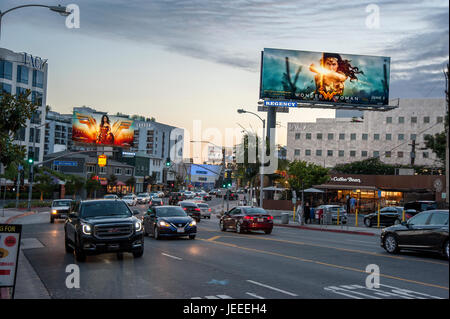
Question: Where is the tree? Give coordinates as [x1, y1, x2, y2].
[0, 90, 38, 167]
[424, 132, 447, 165]
[108, 174, 118, 189]
[287, 160, 330, 192]
[65, 175, 85, 199]
[34, 173, 56, 201]
[85, 174, 101, 199]
[332, 157, 396, 175]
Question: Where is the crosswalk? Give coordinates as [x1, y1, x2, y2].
[324, 284, 445, 299]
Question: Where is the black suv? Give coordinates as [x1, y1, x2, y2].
[64, 200, 144, 262]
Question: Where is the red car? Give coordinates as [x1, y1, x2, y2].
[219, 206, 273, 234]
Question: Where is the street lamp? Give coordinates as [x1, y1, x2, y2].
[237, 108, 266, 208]
[0, 4, 69, 40]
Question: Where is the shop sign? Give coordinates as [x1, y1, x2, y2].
[331, 176, 362, 183]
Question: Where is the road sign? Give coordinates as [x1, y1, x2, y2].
[0, 224, 22, 299]
[17, 165, 23, 171]
[53, 161, 78, 167]
[98, 155, 107, 167]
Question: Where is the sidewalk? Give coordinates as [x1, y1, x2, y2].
[1, 208, 51, 299]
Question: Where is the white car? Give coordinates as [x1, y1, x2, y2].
[123, 194, 137, 206]
[197, 203, 212, 219]
[137, 193, 151, 204]
[183, 191, 195, 199]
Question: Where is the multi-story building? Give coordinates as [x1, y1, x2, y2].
[1, 47, 48, 165]
[287, 99, 446, 168]
[44, 111, 73, 155]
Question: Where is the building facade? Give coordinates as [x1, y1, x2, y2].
[287, 99, 446, 168]
[1, 47, 48, 164]
[44, 111, 73, 155]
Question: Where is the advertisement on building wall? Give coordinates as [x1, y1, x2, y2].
[260, 48, 390, 107]
[72, 111, 134, 147]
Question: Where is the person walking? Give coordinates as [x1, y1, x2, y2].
[304, 202, 311, 224]
[350, 196, 357, 214]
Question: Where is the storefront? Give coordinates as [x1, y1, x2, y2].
[314, 174, 446, 213]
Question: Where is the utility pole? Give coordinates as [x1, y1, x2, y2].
[409, 139, 416, 166]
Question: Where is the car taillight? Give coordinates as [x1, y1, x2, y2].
[266, 216, 273, 220]
[208, 208, 212, 212]
[243, 216, 253, 220]
[183, 207, 187, 211]
[195, 208, 201, 212]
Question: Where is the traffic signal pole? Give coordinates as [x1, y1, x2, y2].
[27, 163, 33, 210]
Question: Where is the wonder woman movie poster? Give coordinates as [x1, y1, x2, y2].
[72, 111, 134, 147]
[260, 48, 390, 106]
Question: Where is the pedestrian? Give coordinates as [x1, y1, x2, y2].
[304, 202, 310, 224]
[296, 202, 303, 224]
[346, 195, 351, 215]
[310, 206, 315, 223]
[350, 196, 356, 214]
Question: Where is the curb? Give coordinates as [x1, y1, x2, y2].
[4, 211, 37, 224]
[274, 223, 377, 236]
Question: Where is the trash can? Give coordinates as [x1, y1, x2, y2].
[281, 213, 289, 224]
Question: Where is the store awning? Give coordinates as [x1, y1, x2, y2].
[314, 184, 379, 191]
[303, 188, 324, 193]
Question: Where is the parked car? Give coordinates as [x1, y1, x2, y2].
[363, 206, 412, 227]
[64, 200, 144, 261]
[219, 206, 273, 234]
[104, 194, 119, 199]
[137, 193, 151, 204]
[315, 205, 347, 224]
[380, 209, 448, 259]
[142, 206, 197, 240]
[122, 194, 137, 206]
[149, 197, 164, 207]
[404, 201, 437, 213]
[179, 201, 201, 222]
[197, 203, 212, 219]
[50, 199, 73, 223]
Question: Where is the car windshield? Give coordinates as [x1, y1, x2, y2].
[421, 203, 437, 211]
[53, 200, 71, 207]
[180, 202, 197, 208]
[198, 204, 209, 208]
[244, 208, 267, 215]
[152, 199, 163, 202]
[123, 196, 133, 199]
[138, 194, 147, 197]
[104, 195, 116, 199]
[329, 206, 346, 213]
[81, 201, 132, 218]
[156, 207, 187, 217]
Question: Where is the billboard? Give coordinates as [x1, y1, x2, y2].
[72, 111, 134, 147]
[190, 164, 222, 177]
[260, 48, 390, 107]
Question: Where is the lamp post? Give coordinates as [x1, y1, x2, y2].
[0, 4, 69, 41]
[237, 108, 266, 208]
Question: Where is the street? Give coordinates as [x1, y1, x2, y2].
[13, 198, 449, 299]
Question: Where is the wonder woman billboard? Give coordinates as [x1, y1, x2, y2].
[72, 111, 134, 147]
[260, 48, 390, 107]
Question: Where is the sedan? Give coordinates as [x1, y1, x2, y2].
[179, 201, 201, 222]
[381, 210, 449, 259]
[197, 203, 212, 219]
[364, 206, 412, 227]
[142, 206, 197, 239]
[104, 194, 119, 199]
[149, 198, 164, 207]
[219, 206, 273, 234]
[123, 194, 137, 206]
[315, 205, 347, 224]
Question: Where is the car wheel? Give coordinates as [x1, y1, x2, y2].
[133, 249, 144, 258]
[50, 217, 54, 223]
[236, 222, 244, 234]
[364, 218, 372, 227]
[220, 220, 226, 231]
[384, 234, 400, 254]
[65, 233, 74, 254]
[444, 240, 449, 260]
[189, 235, 196, 240]
[264, 229, 272, 235]
[74, 242, 86, 262]
[154, 226, 160, 240]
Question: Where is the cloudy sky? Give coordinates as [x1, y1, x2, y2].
[1, 0, 448, 158]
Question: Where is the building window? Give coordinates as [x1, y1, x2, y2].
[350, 150, 356, 157]
[339, 133, 345, 140]
[99, 167, 106, 174]
[386, 134, 392, 141]
[328, 133, 334, 140]
[294, 149, 300, 156]
[16, 86, 27, 97]
[386, 117, 392, 124]
[423, 152, 429, 158]
[87, 166, 95, 173]
[17, 65, 29, 84]
[31, 91, 43, 106]
[350, 133, 356, 140]
[29, 128, 41, 143]
[424, 116, 430, 124]
[437, 116, 443, 123]
[361, 151, 368, 157]
[14, 128, 26, 141]
[28, 146, 39, 161]
[295, 133, 300, 140]
[0, 82, 12, 94]
[306, 133, 311, 140]
[305, 149, 311, 156]
[125, 168, 132, 176]
[410, 134, 416, 141]
[316, 150, 322, 156]
[374, 134, 380, 140]
[411, 116, 417, 124]
[338, 150, 344, 157]
[316, 133, 322, 140]
[398, 117, 404, 124]
[327, 150, 333, 157]
[398, 134, 404, 141]
[362, 134, 368, 141]
[385, 151, 391, 158]
[32, 70, 44, 88]
[373, 151, 380, 158]
[0, 60, 13, 80]
[398, 152, 404, 158]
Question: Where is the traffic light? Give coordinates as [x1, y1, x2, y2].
[27, 157, 34, 165]
[165, 158, 171, 167]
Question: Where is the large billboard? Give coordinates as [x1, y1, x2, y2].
[72, 111, 134, 147]
[260, 48, 390, 107]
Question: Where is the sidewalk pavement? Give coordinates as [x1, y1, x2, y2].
[1, 208, 51, 299]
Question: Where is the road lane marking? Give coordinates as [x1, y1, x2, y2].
[217, 295, 233, 299]
[325, 284, 446, 299]
[325, 286, 381, 299]
[246, 280, 298, 296]
[161, 253, 182, 260]
[379, 284, 445, 299]
[207, 236, 221, 241]
[205, 296, 220, 299]
[246, 292, 265, 299]
[324, 288, 362, 299]
[198, 238, 449, 291]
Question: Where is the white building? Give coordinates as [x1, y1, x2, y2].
[287, 99, 446, 168]
[1, 47, 48, 165]
[44, 111, 73, 155]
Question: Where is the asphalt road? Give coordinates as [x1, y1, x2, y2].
[13, 198, 449, 299]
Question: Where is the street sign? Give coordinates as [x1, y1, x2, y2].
[53, 161, 78, 167]
[17, 165, 23, 171]
[258, 104, 289, 113]
[0, 224, 22, 299]
[98, 155, 107, 167]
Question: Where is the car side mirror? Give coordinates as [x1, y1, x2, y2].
[401, 221, 408, 226]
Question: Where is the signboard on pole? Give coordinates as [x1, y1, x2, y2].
[0, 224, 22, 299]
[53, 161, 78, 167]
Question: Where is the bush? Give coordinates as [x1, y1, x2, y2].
[4, 201, 52, 209]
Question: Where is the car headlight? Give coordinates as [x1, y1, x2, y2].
[189, 220, 196, 227]
[52, 209, 57, 214]
[82, 223, 92, 235]
[135, 221, 143, 232]
[159, 221, 170, 227]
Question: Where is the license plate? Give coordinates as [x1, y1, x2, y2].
[60, 214, 67, 218]
[177, 228, 185, 233]
[108, 244, 120, 250]
[258, 218, 264, 222]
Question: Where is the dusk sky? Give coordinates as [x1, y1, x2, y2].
[1, 0, 448, 159]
